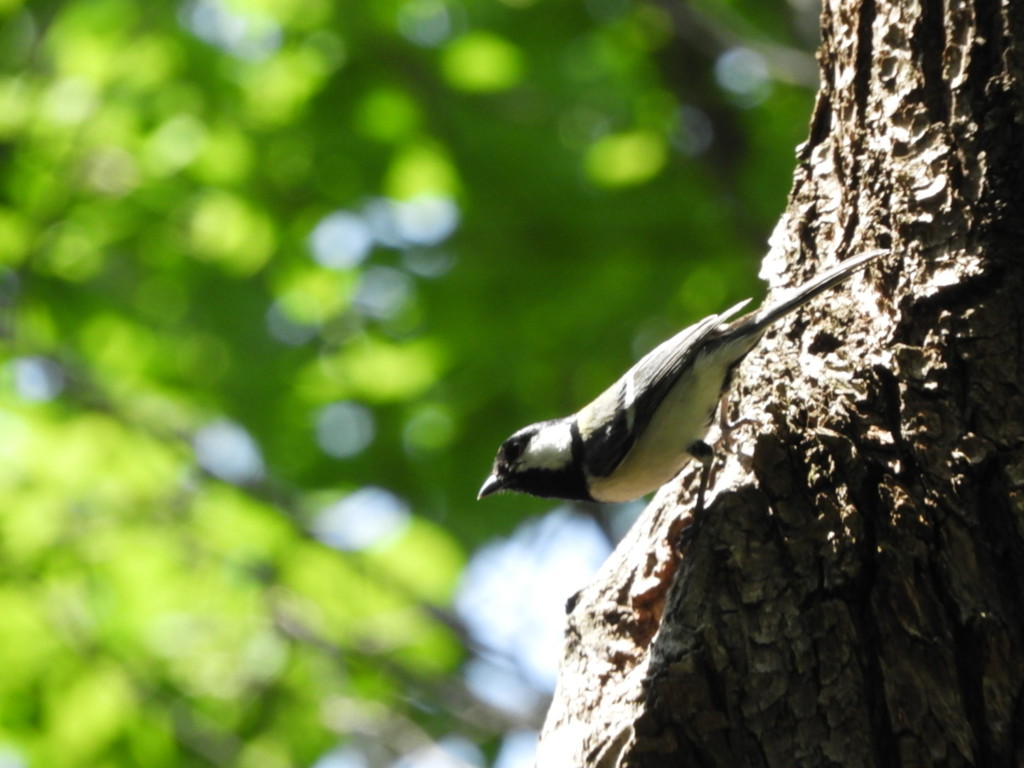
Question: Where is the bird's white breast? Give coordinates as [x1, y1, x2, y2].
[586, 337, 753, 502]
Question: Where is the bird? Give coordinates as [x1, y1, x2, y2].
[478, 250, 883, 509]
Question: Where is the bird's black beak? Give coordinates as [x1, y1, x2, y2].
[477, 474, 503, 499]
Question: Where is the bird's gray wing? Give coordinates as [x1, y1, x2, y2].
[575, 299, 751, 478]
[575, 250, 884, 480]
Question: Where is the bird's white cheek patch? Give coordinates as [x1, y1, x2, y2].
[520, 422, 574, 470]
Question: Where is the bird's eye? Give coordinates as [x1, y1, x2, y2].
[501, 432, 531, 464]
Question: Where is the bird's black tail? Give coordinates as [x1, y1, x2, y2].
[743, 249, 884, 335]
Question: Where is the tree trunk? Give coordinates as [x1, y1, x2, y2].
[536, 0, 1024, 765]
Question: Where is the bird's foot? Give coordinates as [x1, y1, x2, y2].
[677, 440, 715, 551]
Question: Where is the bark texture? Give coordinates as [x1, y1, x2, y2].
[537, 0, 1024, 766]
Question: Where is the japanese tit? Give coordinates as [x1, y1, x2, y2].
[478, 250, 882, 504]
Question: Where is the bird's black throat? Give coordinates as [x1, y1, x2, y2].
[504, 464, 593, 502]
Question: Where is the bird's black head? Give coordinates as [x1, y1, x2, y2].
[478, 418, 592, 502]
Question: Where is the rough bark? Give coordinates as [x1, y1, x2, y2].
[537, 0, 1024, 766]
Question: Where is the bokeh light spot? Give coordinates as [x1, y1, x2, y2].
[312, 487, 410, 551]
[180, 0, 282, 60]
[494, 730, 538, 768]
[463, 657, 544, 720]
[311, 746, 369, 768]
[193, 420, 266, 485]
[315, 401, 375, 459]
[715, 47, 772, 105]
[455, 509, 611, 692]
[309, 211, 373, 270]
[386, 141, 460, 200]
[391, 195, 459, 246]
[356, 86, 421, 143]
[266, 302, 318, 346]
[397, 0, 453, 47]
[394, 736, 484, 768]
[353, 266, 414, 320]
[403, 404, 455, 453]
[144, 114, 207, 176]
[585, 130, 666, 187]
[12, 356, 64, 402]
[441, 31, 523, 93]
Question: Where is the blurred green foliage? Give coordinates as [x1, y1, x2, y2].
[0, 0, 817, 765]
